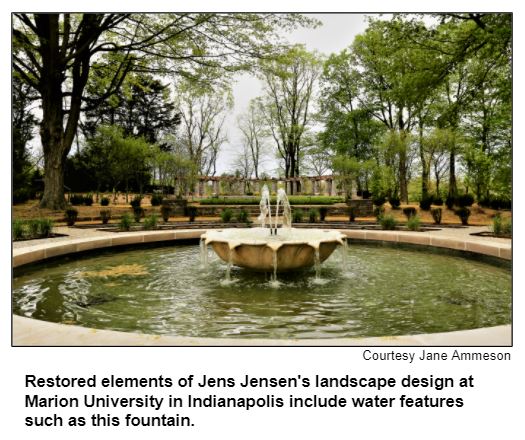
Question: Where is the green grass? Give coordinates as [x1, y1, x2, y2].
[199, 196, 344, 205]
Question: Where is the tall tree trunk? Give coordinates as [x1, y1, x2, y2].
[448, 150, 457, 197]
[398, 126, 409, 203]
[38, 14, 67, 210]
[419, 120, 429, 199]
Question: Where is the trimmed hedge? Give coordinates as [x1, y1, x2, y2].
[199, 196, 344, 205]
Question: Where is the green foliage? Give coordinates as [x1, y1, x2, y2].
[119, 213, 133, 231]
[13, 219, 25, 240]
[150, 194, 163, 206]
[12, 218, 54, 240]
[379, 214, 397, 230]
[100, 197, 110, 206]
[187, 206, 198, 222]
[308, 208, 320, 222]
[457, 193, 474, 207]
[143, 214, 158, 230]
[432, 196, 443, 206]
[133, 207, 144, 223]
[292, 208, 304, 223]
[389, 196, 400, 209]
[39, 218, 54, 237]
[491, 215, 511, 236]
[455, 207, 471, 225]
[319, 207, 328, 221]
[431, 208, 442, 225]
[237, 208, 249, 223]
[419, 194, 433, 211]
[373, 206, 385, 220]
[65, 208, 78, 226]
[372, 194, 386, 207]
[83, 194, 94, 206]
[70, 194, 84, 205]
[199, 196, 344, 205]
[130, 196, 142, 208]
[220, 208, 233, 223]
[403, 207, 417, 220]
[406, 215, 421, 231]
[100, 209, 111, 224]
[161, 205, 172, 222]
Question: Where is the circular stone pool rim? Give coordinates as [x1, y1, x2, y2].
[12, 228, 512, 346]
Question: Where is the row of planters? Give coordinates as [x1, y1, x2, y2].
[374, 206, 466, 232]
[68, 193, 166, 207]
[13, 218, 54, 241]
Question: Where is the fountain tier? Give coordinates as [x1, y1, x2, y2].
[201, 228, 346, 272]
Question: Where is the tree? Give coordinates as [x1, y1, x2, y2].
[175, 83, 232, 176]
[237, 98, 268, 179]
[13, 74, 38, 202]
[82, 71, 180, 145]
[13, 13, 317, 209]
[259, 45, 321, 193]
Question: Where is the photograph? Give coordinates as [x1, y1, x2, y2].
[12, 12, 512, 347]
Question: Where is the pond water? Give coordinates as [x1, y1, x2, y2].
[13, 242, 511, 339]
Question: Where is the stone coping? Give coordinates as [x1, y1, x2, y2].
[12, 228, 512, 346]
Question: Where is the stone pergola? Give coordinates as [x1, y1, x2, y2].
[191, 175, 342, 198]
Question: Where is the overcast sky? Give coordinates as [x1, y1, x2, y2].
[217, 13, 370, 175]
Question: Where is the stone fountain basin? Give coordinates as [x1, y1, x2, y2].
[202, 228, 345, 272]
[211, 241, 339, 272]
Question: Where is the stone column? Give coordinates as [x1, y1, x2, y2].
[272, 180, 278, 195]
[324, 179, 330, 196]
[213, 180, 219, 195]
[197, 180, 204, 197]
[313, 179, 319, 195]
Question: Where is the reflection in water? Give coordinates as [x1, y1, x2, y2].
[13, 243, 511, 339]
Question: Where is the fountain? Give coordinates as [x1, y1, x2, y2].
[200, 185, 346, 278]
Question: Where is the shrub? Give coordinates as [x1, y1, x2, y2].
[143, 214, 158, 230]
[132, 207, 144, 223]
[83, 194, 94, 206]
[432, 195, 443, 206]
[479, 197, 511, 211]
[445, 195, 455, 210]
[502, 218, 512, 235]
[119, 213, 132, 231]
[13, 219, 25, 240]
[372, 194, 386, 206]
[389, 196, 401, 209]
[419, 194, 433, 211]
[187, 206, 198, 222]
[457, 193, 474, 207]
[319, 207, 328, 221]
[361, 190, 371, 199]
[348, 207, 356, 222]
[373, 206, 385, 220]
[406, 215, 421, 231]
[492, 214, 503, 235]
[65, 208, 78, 226]
[100, 209, 111, 224]
[39, 218, 54, 237]
[150, 194, 163, 206]
[161, 205, 172, 222]
[130, 195, 142, 208]
[220, 208, 233, 223]
[70, 194, 84, 205]
[455, 207, 471, 225]
[28, 219, 40, 237]
[292, 208, 304, 223]
[100, 197, 110, 206]
[199, 196, 344, 205]
[308, 208, 320, 223]
[237, 208, 249, 223]
[379, 214, 397, 230]
[402, 207, 416, 220]
[431, 208, 442, 225]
